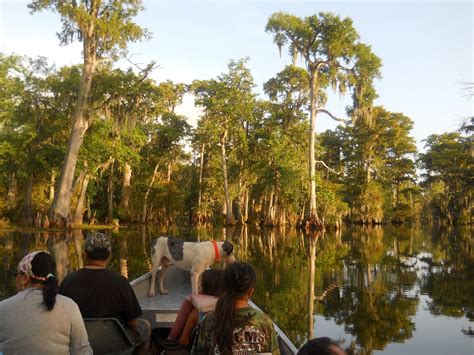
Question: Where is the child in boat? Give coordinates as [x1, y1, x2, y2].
[191, 262, 280, 354]
[166, 268, 224, 347]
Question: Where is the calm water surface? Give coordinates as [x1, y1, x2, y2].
[0, 225, 472, 354]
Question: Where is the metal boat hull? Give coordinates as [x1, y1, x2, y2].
[130, 266, 297, 354]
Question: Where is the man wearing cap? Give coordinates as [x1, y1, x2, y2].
[59, 232, 150, 355]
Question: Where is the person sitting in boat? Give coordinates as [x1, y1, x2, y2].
[191, 261, 280, 354]
[297, 337, 346, 355]
[58, 232, 150, 355]
[165, 268, 224, 348]
[0, 251, 92, 355]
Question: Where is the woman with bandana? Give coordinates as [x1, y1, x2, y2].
[0, 251, 92, 354]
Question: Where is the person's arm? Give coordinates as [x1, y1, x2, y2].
[128, 319, 137, 329]
[121, 278, 143, 322]
[69, 302, 93, 355]
[179, 307, 199, 346]
[190, 314, 211, 355]
[169, 297, 194, 340]
[264, 316, 280, 355]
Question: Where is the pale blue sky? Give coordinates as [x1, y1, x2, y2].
[1, 0, 472, 149]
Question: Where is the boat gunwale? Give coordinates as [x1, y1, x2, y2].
[130, 271, 297, 354]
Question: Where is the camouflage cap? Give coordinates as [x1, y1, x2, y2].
[84, 232, 112, 253]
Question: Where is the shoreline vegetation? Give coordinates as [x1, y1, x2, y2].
[1, 3, 472, 230]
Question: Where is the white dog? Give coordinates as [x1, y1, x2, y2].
[148, 236, 235, 296]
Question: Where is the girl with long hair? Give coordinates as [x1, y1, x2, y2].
[164, 268, 224, 349]
[0, 251, 92, 354]
[192, 262, 280, 354]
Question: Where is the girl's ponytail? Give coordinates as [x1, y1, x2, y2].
[30, 252, 58, 311]
[42, 274, 58, 311]
[214, 262, 256, 353]
[214, 291, 237, 353]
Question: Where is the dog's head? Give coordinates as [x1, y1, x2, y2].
[220, 240, 236, 266]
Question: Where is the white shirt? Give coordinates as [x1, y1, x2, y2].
[0, 288, 92, 355]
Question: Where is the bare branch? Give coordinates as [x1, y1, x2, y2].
[315, 161, 340, 175]
[316, 109, 350, 123]
[125, 54, 159, 81]
[316, 60, 330, 70]
[336, 62, 354, 72]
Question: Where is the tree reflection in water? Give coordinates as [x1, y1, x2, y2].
[418, 227, 473, 320]
[0, 225, 472, 353]
[315, 227, 419, 354]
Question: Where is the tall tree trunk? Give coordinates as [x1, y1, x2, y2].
[167, 161, 172, 183]
[22, 175, 34, 226]
[300, 197, 306, 220]
[48, 19, 97, 226]
[49, 171, 56, 204]
[266, 190, 275, 226]
[308, 68, 321, 226]
[142, 163, 159, 223]
[366, 156, 372, 183]
[73, 174, 90, 226]
[197, 144, 206, 215]
[236, 157, 245, 225]
[220, 128, 232, 225]
[396, 181, 400, 208]
[120, 162, 132, 210]
[7, 172, 17, 207]
[107, 158, 115, 223]
[243, 189, 249, 223]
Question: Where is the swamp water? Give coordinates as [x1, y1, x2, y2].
[0, 225, 472, 354]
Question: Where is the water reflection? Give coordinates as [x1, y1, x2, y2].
[307, 231, 319, 339]
[0, 225, 472, 354]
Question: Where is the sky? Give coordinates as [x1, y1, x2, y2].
[1, 0, 472, 150]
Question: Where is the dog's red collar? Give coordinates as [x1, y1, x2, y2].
[212, 240, 220, 262]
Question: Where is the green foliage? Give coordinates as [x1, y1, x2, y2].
[315, 175, 349, 226]
[28, 0, 150, 59]
[349, 181, 384, 224]
[419, 129, 472, 224]
[0, 11, 469, 229]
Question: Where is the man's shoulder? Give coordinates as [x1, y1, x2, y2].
[64, 268, 126, 281]
[62, 268, 87, 280]
[104, 269, 131, 284]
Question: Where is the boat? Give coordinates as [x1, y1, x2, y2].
[130, 266, 298, 354]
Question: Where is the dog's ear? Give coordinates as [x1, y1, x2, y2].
[222, 240, 234, 256]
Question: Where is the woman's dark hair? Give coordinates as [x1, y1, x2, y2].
[214, 262, 256, 353]
[30, 252, 58, 311]
[201, 269, 224, 296]
[297, 337, 346, 355]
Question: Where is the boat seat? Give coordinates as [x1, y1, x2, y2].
[83, 318, 135, 355]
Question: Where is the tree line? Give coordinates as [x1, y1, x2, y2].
[0, 1, 472, 228]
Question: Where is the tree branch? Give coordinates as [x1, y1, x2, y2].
[336, 62, 354, 72]
[315, 161, 340, 175]
[316, 60, 330, 70]
[316, 109, 349, 123]
[125, 54, 159, 83]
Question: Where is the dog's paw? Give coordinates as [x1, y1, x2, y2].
[148, 290, 156, 297]
[160, 289, 169, 295]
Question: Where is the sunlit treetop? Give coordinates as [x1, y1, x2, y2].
[28, 0, 151, 59]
